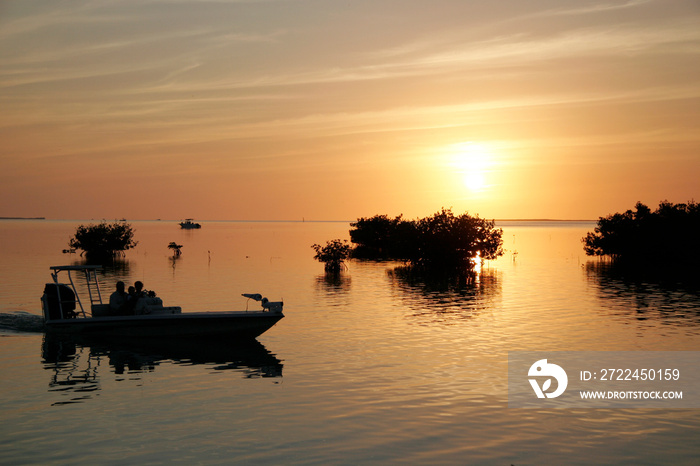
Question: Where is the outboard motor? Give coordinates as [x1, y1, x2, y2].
[42, 283, 77, 320]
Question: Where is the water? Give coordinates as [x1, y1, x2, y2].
[1, 219, 698, 464]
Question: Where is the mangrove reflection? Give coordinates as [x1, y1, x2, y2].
[585, 261, 700, 326]
[70, 257, 133, 279]
[387, 266, 502, 324]
[315, 272, 351, 291]
[41, 334, 283, 405]
[313, 272, 352, 309]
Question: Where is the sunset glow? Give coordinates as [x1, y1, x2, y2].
[1, 1, 699, 221]
[450, 143, 493, 192]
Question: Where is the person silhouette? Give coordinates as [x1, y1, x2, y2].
[126, 281, 149, 314]
[124, 282, 144, 314]
[134, 281, 146, 297]
[109, 281, 128, 315]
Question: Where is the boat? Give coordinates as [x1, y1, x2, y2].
[179, 219, 201, 229]
[41, 265, 284, 339]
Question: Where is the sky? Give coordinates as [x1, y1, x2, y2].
[1, 0, 699, 221]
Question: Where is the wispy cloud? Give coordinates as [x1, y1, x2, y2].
[524, 0, 653, 18]
[147, 19, 700, 93]
[365, 21, 700, 78]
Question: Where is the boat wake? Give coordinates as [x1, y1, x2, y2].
[0, 312, 46, 333]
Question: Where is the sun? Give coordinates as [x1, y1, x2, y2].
[450, 142, 492, 192]
[464, 171, 486, 191]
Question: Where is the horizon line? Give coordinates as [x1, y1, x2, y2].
[1, 217, 597, 223]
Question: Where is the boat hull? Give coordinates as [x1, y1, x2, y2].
[44, 311, 283, 339]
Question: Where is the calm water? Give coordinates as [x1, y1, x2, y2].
[1, 219, 699, 464]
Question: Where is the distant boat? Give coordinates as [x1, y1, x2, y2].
[179, 219, 201, 229]
[41, 265, 284, 339]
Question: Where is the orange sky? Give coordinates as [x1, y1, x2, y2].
[1, 0, 699, 221]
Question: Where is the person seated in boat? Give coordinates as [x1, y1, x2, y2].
[109, 281, 128, 315]
[134, 281, 146, 297]
[122, 285, 138, 314]
[134, 282, 157, 298]
[126, 281, 150, 314]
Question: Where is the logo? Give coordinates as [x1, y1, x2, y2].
[528, 359, 568, 399]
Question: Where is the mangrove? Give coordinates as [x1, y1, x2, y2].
[583, 200, 700, 267]
[69, 221, 138, 261]
[350, 208, 504, 270]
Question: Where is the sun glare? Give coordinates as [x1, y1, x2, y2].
[449, 142, 493, 192]
[464, 172, 486, 191]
